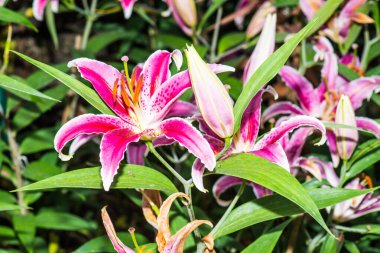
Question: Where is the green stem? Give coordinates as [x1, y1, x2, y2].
[210, 181, 246, 237]
[0, 24, 12, 74]
[210, 7, 223, 63]
[146, 142, 188, 186]
[81, 0, 97, 50]
[338, 160, 348, 187]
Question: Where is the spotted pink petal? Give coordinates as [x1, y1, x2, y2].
[321, 53, 338, 90]
[343, 76, 380, 110]
[279, 66, 319, 114]
[191, 159, 206, 192]
[54, 114, 131, 161]
[262, 102, 306, 122]
[100, 128, 141, 191]
[243, 14, 277, 84]
[33, 0, 49, 21]
[254, 116, 327, 150]
[158, 118, 216, 171]
[282, 127, 314, 165]
[166, 101, 198, 118]
[213, 176, 243, 206]
[140, 50, 172, 112]
[356, 117, 380, 138]
[300, 0, 325, 20]
[120, 0, 136, 19]
[326, 130, 340, 168]
[67, 58, 134, 122]
[101, 207, 135, 253]
[127, 143, 147, 165]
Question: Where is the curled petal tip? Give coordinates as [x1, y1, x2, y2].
[315, 134, 327, 146]
[58, 152, 73, 162]
[171, 49, 183, 71]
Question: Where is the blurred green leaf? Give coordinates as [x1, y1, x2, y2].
[12, 213, 36, 253]
[87, 30, 138, 54]
[213, 187, 375, 238]
[20, 128, 57, 155]
[274, 0, 298, 7]
[23, 161, 62, 181]
[0, 202, 20, 211]
[213, 153, 330, 237]
[46, 2, 59, 49]
[35, 209, 97, 231]
[0, 7, 37, 31]
[0, 74, 58, 102]
[12, 51, 115, 116]
[218, 33, 245, 54]
[15, 165, 178, 194]
[233, 0, 344, 134]
[344, 241, 360, 253]
[338, 63, 359, 81]
[241, 219, 292, 253]
[320, 234, 342, 253]
[198, 0, 227, 33]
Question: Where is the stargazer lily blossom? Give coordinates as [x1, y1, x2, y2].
[54, 50, 234, 191]
[263, 51, 380, 167]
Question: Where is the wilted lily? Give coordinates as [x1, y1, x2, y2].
[163, 0, 197, 36]
[263, 52, 380, 167]
[185, 45, 235, 139]
[54, 50, 233, 191]
[33, 0, 59, 21]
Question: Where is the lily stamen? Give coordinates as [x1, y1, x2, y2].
[129, 227, 142, 253]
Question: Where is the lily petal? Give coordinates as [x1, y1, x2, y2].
[33, 0, 50, 21]
[234, 0, 250, 29]
[140, 50, 172, 112]
[100, 128, 141, 191]
[245, 2, 276, 39]
[68, 134, 96, 157]
[321, 53, 338, 90]
[67, 58, 132, 121]
[343, 76, 380, 109]
[262, 101, 306, 122]
[244, 13, 277, 84]
[213, 176, 243, 206]
[254, 115, 327, 150]
[191, 159, 206, 192]
[282, 127, 313, 165]
[326, 130, 340, 167]
[120, 0, 136, 19]
[300, 0, 324, 20]
[356, 117, 380, 138]
[185, 45, 235, 138]
[101, 207, 135, 253]
[158, 118, 216, 171]
[295, 157, 339, 187]
[142, 190, 162, 229]
[156, 192, 190, 252]
[252, 142, 290, 171]
[127, 143, 147, 165]
[54, 114, 130, 161]
[164, 0, 193, 35]
[164, 220, 213, 252]
[279, 66, 319, 114]
[166, 101, 198, 118]
[0, 0, 5, 6]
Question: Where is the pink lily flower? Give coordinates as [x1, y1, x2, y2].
[245, 1, 276, 39]
[54, 50, 233, 191]
[33, 0, 59, 21]
[234, 0, 250, 29]
[120, 0, 137, 19]
[163, 0, 197, 36]
[299, 0, 324, 21]
[263, 53, 380, 167]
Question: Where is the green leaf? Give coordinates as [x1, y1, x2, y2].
[87, 30, 138, 54]
[11, 51, 115, 116]
[0, 202, 20, 212]
[0, 7, 37, 31]
[338, 63, 359, 81]
[344, 241, 360, 253]
[12, 213, 36, 253]
[218, 33, 245, 54]
[320, 234, 342, 253]
[15, 165, 178, 194]
[213, 187, 375, 238]
[213, 154, 331, 237]
[19, 127, 56, 155]
[0, 74, 58, 102]
[345, 139, 380, 180]
[233, 0, 343, 134]
[35, 209, 97, 231]
[23, 161, 62, 181]
[241, 219, 292, 253]
[274, 0, 298, 7]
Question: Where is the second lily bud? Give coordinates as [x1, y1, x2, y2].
[335, 95, 358, 161]
[185, 45, 235, 139]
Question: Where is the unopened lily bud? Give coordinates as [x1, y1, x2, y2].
[185, 45, 234, 139]
[173, 0, 197, 28]
[335, 95, 358, 160]
[246, 2, 276, 39]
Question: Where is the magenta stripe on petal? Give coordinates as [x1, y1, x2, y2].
[262, 101, 306, 122]
[159, 118, 216, 171]
[213, 176, 243, 206]
[100, 128, 141, 191]
[356, 117, 380, 138]
[254, 116, 326, 150]
[127, 142, 147, 165]
[54, 114, 131, 161]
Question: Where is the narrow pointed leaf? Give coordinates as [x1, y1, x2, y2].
[0, 7, 37, 31]
[11, 51, 115, 115]
[213, 187, 376, 238]
[241, 219, 292, 253]
[0, 74, 58, 101]
[14, 165, 177, 194]
[233, 0, 343, 134]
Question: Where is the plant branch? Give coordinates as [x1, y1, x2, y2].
[81, 0, 97, 50]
